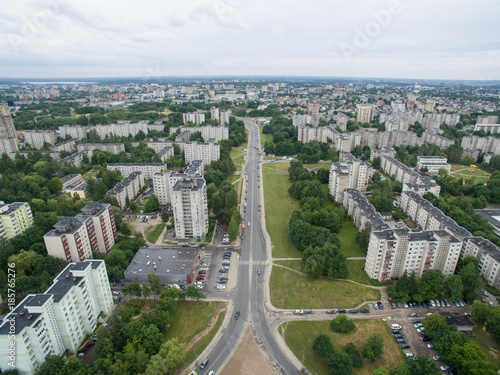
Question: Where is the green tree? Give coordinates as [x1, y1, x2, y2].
[459, 262, 482, 301]
[471, 300, 492, 321]
[331, 314, 356, 333]
[422, 313, 446, 339]
[420, 270, 445, 300]
[35, 355, 66, 375]
[447, 341, 496, 375]
[443, 275, 463, 300]
[123, 279, 142, 299]
[312, 334, 335, 359]
[148, 273, 163, 299]
[144, 338, 186, 375]
[327, 351, 353, 375]
[144, 195, 159, 212]
[161, 211, 169, 222]
[374, 369, 390, 375]
[356, 223, 371, 250]
[407, 356, 440, 375]
[228, 210, 240, 241]
[344, 343, 362, 368]
[362, 334, 384, 362]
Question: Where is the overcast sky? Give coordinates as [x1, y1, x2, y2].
[1, 0, 499, 80]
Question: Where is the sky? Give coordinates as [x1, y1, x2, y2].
[1, 0, 499, 80]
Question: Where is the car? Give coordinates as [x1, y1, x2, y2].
[403, 302, 409, 308]
[417, 327, 425, 333]
[390, 302, 397, 309]
[433, 356, 442, 361]
[458, 301, 464, 307]
[360, 309, 369, 313]
[337, 309, 347, 314]
[427, 343, 434, 349]
[464, 299, 471, 305]
[435, 300, 441, 307]
[218, 280, 227, 284]
[396, 301, 402, 308]
[227, 246, 233, 250]
[396, 338, 407, 343]
[348, 309, 359, 314]
[77, 352, 86, 358]
[78, 347, 89, 354]
[257, 269, 261, 275]
[113, 291, 119, 295]
[235, 311, 240, 320]
[103, 323, 109, 328]
[392, 329, 400, 334]
[326, 309, 337, 314]
[241, 235, 244, 240]
[208, 371, 215, 375]
[394, 334, 404, 339]
[219, 269, 228, 273]
[405, 353, 414, 359]
[86, 341, 95, 347]
[482, 297, 487, 303]
[373, 302, 379, 309]
[219, 277, 228, 281]
[410, 313, 419, 317]
[400, 344, 410, 349]
[440, 366, 451, 371]
[484, 290, 489, 296]
[378, 302, 384, 310]
[411, 319, 421, 324]
[200, 359, 209, 369]
[294, 310, 305, 315]
[463, 312, 471, 316]
[420, 336, 430, 342]
[390, 324, 402, 330]
[305, 309, 314, 314]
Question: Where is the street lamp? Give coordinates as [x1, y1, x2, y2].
[194, 345, 197, 365]
[299, 351, 305, 370]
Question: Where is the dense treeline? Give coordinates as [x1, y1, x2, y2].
[287, 161, 348, 279]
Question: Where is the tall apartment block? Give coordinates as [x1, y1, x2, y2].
[308, 103, 320, 117]
[44, 203, 117, 262]
[171, 177, 208, 239]
[220, 109, 230, 125]
[461, 237, 500, 289]
[0, 105, 18, 155]
[356, 104, 374, 123]
[298, 125, 339, 144]
[20, 131, 56, 150]
[107, 171, 145, 209]
[0, 260, 113, 375]
[183, 140, 220, 165]
[0, 201, 33, 239]
[58, 125, 88, 140]
[364, 228, 462, 281]
[183, 112, 205, 125]
[153, 160, 203, 205]
[328, 153, 368, 203]
[476, 115, 499, 125]
[169, 125, 229, 142]
[342, 188, 390, 232]
[210, 107, 220, 121]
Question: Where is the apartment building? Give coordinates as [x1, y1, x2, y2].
[474, 123, 500, 134]
[171, 177, 209, 239]
[51, 139, 76, 153]
[20, 130, 56, 149]
[60, 174, 83, 190]
[44, 203, 117, 262]
[364, 228, 462, 281]
[329, 153, 368, 203]
[461, 135, 500, 156]
[462, 149, 480, 162]
[399, 191, 471, 240]
[58, 125, 88, 140]
[477, 115, 499, 125]
[421, 132, 455, 149]
[298, 125, 339, 144]
[0, 202, 33, 239]
[0, 105, 18, 153]
[107, 163, 166, 180]
[153, 160, 203, 205]
[292, 114, 319, 127]
[210, 107, 220, 121]
[107, 171, 145, 209]
[220, 109, 230, 125]
[416, 156, 451, 174]
[0, 260, 113, 375]
[0, 137, 19, 157]
[336, 113, 348, 131]
[170, 125, 229, 142]
[461, 237, 500, 289]
[308, 103, 320, 117]
[77, 143, 125, 158]
[182, 112, 205, 125]
[356, 104, 374, 123]
[342, 188, 390, 232]
[61, 151, 84, 168]
[371, 146, 396, 161]
[183, 140, 220, 165]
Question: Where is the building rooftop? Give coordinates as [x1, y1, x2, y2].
[0, 201, 28, 216]
[125, 246, 200, 277]
[172, 177, 205, 192]
[466, 236, 500, 262]
[0, 296, 42, 334]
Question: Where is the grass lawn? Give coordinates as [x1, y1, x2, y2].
[274, 260, 303, 274]
[110, 235, 134, 251]
[164, 301, 226, 365]
[144, 223, 166, 243]
[258, 124, 273, 145]
[471, 324, 500, 369]
[338, 220, 366, 258]
[282, 319, 405, 375]
[262, 162, 302, 258]
[270, 267, 381, 309]
[203, 216, 216, 244]
[230, 147, 247, 171]
[227, 174, 240, 184]
[449, 163, 491, 184]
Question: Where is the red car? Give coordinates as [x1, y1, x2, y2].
[390, 302, 397, 309]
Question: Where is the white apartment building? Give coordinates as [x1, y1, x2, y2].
[107, 163, 166, 180]
[61, 151, 84, 168]
[474, 124, 500, 134]
[107, 171, 145, 209]
[220, 109, 230, 125]
[0, 137, 18, 157]
[153, 160, 203, 205]
[364, 228, 462, 281]
[58, 125, 88, 140]
[171, 177, 208, 239]
[329, 153, 368, 203]
[298, 125, 339, 144]
[421, 132, 455, 149]
[477, 115, 499, 125]
[170, 125, 229, 142]
[462, 237, 500, 289]
[183, 140, 220, 165]
[342, 188, 390, 232]
[0, 202, 33, 239]
[211, 107, 220, 121]
[77, 143, 125, 158]
[461, 136, 500, 157]
[60, 174, 83, 190]
[0, 260, 113, 375]
[51, 139, 76, 153]
[44, 203, 117, 262]
[416, 156, 451, 174]
[183, 112, 205, 125]
[20, 131, 56, 149]
[356, 104, 374, 123]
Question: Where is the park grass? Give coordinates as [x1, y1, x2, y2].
[227, 174, 240, 184]
[230, 146, 247, 171]
[274, 260, 303, 274]
[144, 223, 166, 243]
[269, 266, 381, 309]
[347, 260, 373, 285]
[203, 216, 216, 244]
[258, 124, 273, 145]
[471, 324, 500, 370]
[262, 162, 302, 258]
[338, 220, 366, 258]
[110, 235, 134, 251]
[281, 319, 405, 375]
[449, 163, 491, 184]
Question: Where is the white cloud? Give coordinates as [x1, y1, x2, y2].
[0, 0, 499, 79]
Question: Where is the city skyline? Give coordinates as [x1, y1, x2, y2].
[1, 0, 499, 80]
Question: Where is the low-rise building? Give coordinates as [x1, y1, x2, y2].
[416, 156, 451, 174]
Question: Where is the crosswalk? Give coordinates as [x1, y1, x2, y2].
[239, 259, 269, 266]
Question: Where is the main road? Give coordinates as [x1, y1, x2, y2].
[200, 119, 300, 375]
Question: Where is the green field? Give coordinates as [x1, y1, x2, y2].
[449, 164, 491, 184]
[164, 301, 225, 365]
[110, 235, 134, 251]
[471, 324, 500, 369]
[230, 146, 247, 171]
[269, 267, 381, 309]
[258, 124, 273, 145]
[274, 260, 303, 274]
[203, 216, 216, 244]
[338, 220, 366, 258]
[282, 320, 405, 375]
[262, 162, 302, 258]
[144, 223, 166, 243]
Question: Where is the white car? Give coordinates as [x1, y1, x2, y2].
[113, 291, 120, 295]
[427, 343, 434, 349]
[248, 221, 250, 227]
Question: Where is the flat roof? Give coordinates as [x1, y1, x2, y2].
[125, 246, 199, 277]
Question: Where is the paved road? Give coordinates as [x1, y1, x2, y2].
[198, 120, 300, 375]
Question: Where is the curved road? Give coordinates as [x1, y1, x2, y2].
[200, 120, 300, 375]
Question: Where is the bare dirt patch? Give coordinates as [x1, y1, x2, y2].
[220, 328, 276, 375]
[185, 303, 227, 351]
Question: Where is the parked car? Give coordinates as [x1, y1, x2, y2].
[200, 359, 209, 369]
[400, 344, 410, 349]
[235, 311, 240, 320]
[337, 309, 347, 314]
[305, 309, 314, 314]
[326, 309, 337, 314]
[348, 309, 359, 314]
[410, 313, 419, 317]
[360, 309, 369, 313]
[427, 343, 434, 349]
[377, 302, 384, 310]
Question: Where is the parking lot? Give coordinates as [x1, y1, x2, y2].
[198, 247, 240, 293]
